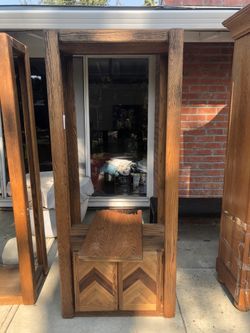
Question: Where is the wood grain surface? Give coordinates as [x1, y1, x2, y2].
[59, 30, 168, 43]
[164, 29, 184, 318]
[17, 53, 48, 274]
[0, 33, 36, 305]
[74, 256, 118, 312]
[44, 30, 74, 317]
[71, 223, 164, 238]
[60, 42, 168, 55]
[217, 6, 250, 312]
[78, 210, 143, 262]
[118, 251, 163, 312]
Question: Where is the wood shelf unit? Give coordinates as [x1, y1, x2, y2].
[44, 29, 184, 318]
[216, 5, 250, 312]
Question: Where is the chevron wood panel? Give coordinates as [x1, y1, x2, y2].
[119, 251, 163, 312]
[74, 255, 118, 312]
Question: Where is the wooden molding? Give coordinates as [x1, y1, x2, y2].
[223, 4, 250, 40]
[59, 29, 168, 43]
[60, 42, 168, 55]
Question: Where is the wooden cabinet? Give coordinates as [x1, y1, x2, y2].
[217, 5, 250, 312]
[72, 223, 164, 315]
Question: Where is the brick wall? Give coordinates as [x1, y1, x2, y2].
[179, 43, 233, 197]
[163, 0, 249, 6]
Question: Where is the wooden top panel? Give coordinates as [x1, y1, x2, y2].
[223, 4, 250, 40]
[71, 223, 164, 237]
[60, 42, 168, 55]
[59, 29, 169, 43]
[78, 210, 143, 262]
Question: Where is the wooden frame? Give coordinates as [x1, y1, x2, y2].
[44, 29, 183, 318]
[0, 33, 48, 304]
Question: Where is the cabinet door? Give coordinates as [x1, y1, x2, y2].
[74, 255, 118, 312]
[118, 251, 163, 313]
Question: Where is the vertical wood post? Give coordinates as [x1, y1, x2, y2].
[44, 31, 74, 317]
[0, 33, 36, 304]
[164, 29, 184, 317]
[157, 54, 167, 224]
[62, 56, 81, 225]
[17, 53, 48, 274]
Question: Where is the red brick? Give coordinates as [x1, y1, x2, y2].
[184, 155, 226, 163]
[155, 42, 233, 198]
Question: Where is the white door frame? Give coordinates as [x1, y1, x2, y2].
[83, 55, 156, 208]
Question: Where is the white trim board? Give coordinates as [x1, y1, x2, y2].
[0, 8, 238, 30]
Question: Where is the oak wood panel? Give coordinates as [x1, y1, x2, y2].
[59, 30, 168, 43]
[71, 235, 164, 254]
[44, 30, 74, 317]
[70, 222, 164, 237]
[118, 251, 163, 312]
[17, 54, 48, 274]
[164, 29, 184, 318]
[60, 42, 168, 55]
[0, 33, 36, 305]
[218, 6, 250, 312]
[74, 255, 118, 312]
[221, 36, 250, 223]
[62, 56, 81, 226]
[157, 54, 167, 224]
[78, 210, 143, 262]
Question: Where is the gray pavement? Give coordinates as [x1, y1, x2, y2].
[1, 216, 250, 333]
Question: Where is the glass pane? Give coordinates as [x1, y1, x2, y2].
[89, 58, 148, 197]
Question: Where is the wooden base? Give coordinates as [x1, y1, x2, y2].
[71, 223, 164, 316]
[216, 257, 250, 311]
[74, 310, 163, 317]
[73, 250, 164, 314]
